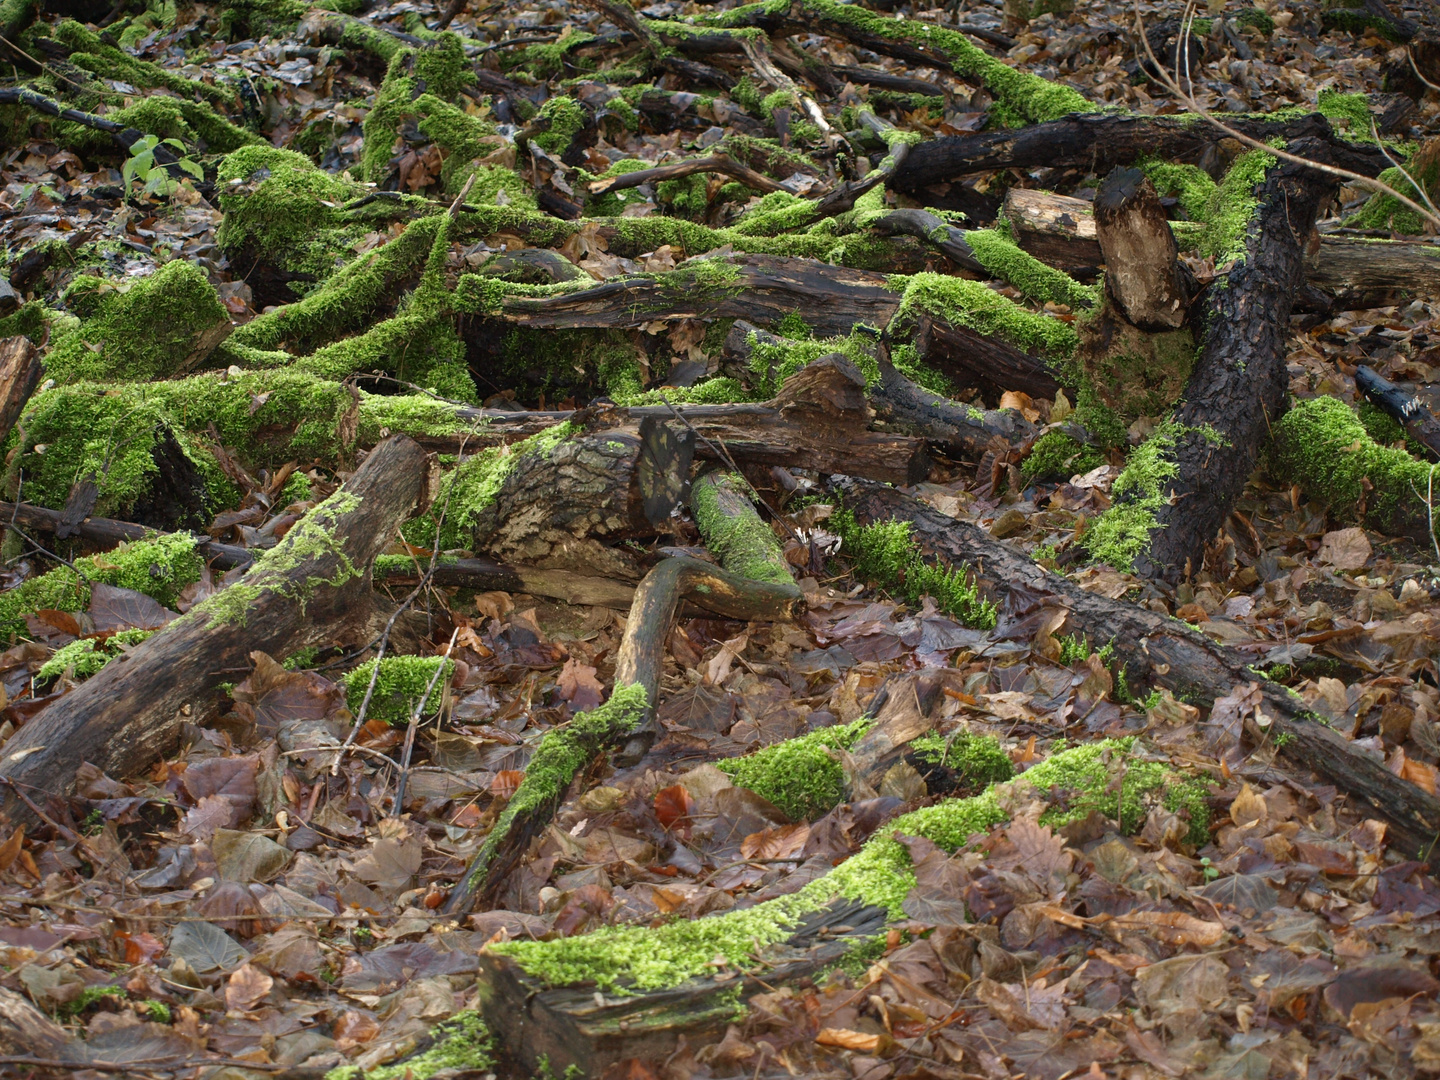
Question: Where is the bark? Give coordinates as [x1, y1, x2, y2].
[587, 154, 787, 198]
[869, 208, 987, 274]
[1093, 167, 1189, 331]
[1354, 364, 1440, 459]
[891, 113, 1388, 197]
[496, 254, 901, 338]
[1132, 142, 1336, 582]
[0, 435, 433, 827]
[0, 987, 70, 1059]
[867, 354, 1037, 457]
[0, 337, 41, 451]
[1004, 187, 1440, 305]
[0, 500, 253, 568]
[910, 311, 1063, 401]
[833, 476, 1440, 872]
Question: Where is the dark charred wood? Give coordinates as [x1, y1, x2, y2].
[1133, 141, 1337, 583]
[831, 63, 947, 97]
[0, 435, 433, 827]
[1355, 364, 1440, 459]
[891, 113, 1388, 195]
[833, 475, 1440, 876]
[1093, 167, 1189, 331]
[586, 153, 787, 197]
[869, 208, 986, 274]
[910, 313, 1064, 402]
[497, 254, 901, 338]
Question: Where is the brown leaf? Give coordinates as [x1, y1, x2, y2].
[232, 652, 344, 737]
[1229, 782, 1267, 827]
[653, 784, 695, 831]
[0, 826, 22, 872]
[740, 822, 810, 860]
[556, 657, 604, 711]
[491, 770, 524, 799]
[1318, 527, 1372, 570]
[224, 963, 273, 1012]
[1324, 965, 1440, 1019]
[88, 583, 173, 632]
[1108, 910, 1225, 947]
[899, 833, 972, 926]
[816, 1028, 885, 1052]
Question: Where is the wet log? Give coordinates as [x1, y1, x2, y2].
[910, 312, 1063, 401]
[496, 254, 900, 338]
[0, 337, 41, 448]
[1093, 167, 1189, 331]
[1131, 142, 1336, 582]
[0, 435, 433, 826]
[1003, 187, 1103, 272]
[867, 354, 1037, 457]
[833, 476, 1440, 875]
[1355, 364, 1440, 459]
[891, 113, 1387, 197]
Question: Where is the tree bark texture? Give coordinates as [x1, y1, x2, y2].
[1132, 143, 1337, 582]
[0, 435, 432, 826]
[1093, 168, 1188, 331]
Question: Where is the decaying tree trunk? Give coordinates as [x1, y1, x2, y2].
[1131, 143, 1336, 582]
[0, 337, 41, 448]
[834, 476, 1440, 869]
[1092, 168, 1189, 331]
[909, 313, 1062, 401]
[0, 435, 433, 825]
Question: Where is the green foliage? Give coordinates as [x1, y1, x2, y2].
[534, 96, 587, 155]
[830, 508, 997, 629]
[1139, 159, 1217, 222]
[122, 135, 203, 198]
[46, 260, 228, 383]
[343, 656, 456, 725]
[1021, 431, 1102, 483]
[39, 629, 154, 682]
[1270, 394, 1436, 539]
[1082, 422, 1183, 571]
[964, 229, 1097, 309]
[908, 730, 1014, 788]
[361, 37, 479, 182]
[216, 146, 364, 273]
[1352, 160, 1437, 235]
[0, 533, 201, 642]
[60, 985, 126, 1016]
[719, 718, 872, 820]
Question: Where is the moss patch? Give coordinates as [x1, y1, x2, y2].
[38, 628, 153, 682]
[909, 730, 1015, 787]
[1022, 431, 1103, 483]
[718, 717, 872, 820]
[1080, 422, 1182, 572]
[691, 472, 793, 587]
[344, 655, 456, 725]
[887, 273, 1079, 363]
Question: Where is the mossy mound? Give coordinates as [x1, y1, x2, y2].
[324, 1010, 493, 1080]
[38, 629, 154, 682]
[344, 656, 456, 725]
[0, 533, 202, 642]
[908, 729, 1015, 793]
[45, 261, 230, 383]
[718, 717, 872, 821]
[1270, 394, 1436, 541]
[360, 36, 481, 186]
[1021, 431, 1104, 483]
[488, 737, 1208, 993]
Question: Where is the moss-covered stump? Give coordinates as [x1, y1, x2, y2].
[343, 656, 455, 726]
[46, 261, 231, 383]
[476, 738, 1208, 1075]
[0, 531, 201, 642]
[1270, 395, 1437, 544]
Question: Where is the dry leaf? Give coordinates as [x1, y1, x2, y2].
[1109, 910, 1225, 947]
[224, 963, 273, 1012]
[1318, 527, 1372, 570]
[1229, 783, 1267, 827]
[816, 1028, 884, 1052]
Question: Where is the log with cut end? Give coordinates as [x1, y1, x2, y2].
[0, 435, 433, 826]
[832, 475, 1440, 871]
[1093, 167, 1189, 331]
[1125, 143, 1335, 582]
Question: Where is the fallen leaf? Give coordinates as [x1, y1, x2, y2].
[741, 822, 809, 860]
[816, 1028, 884, 1052]
[1109, 910, 1225, 947]
[225, 963, 273, 1012]
[1318, 527, 1372, 570]
[1229, 782, 1267, 827]
[556, 657, 604, 711]
[654, 784, 695, 831]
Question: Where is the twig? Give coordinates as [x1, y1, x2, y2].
[392, 626, 459, 815]
[1136, 2, 1440, 234]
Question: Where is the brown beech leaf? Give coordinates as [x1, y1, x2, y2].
[816, 1028, 886, 1052]
[740, 822, 809, 860]
[1229, 782, 1267, 827]
[1324, 965, 1440, 1019]
[654, 784, 695, 831]
[1108, 910, 1225, 947]
[224, 963, 273, 1012]
[556, 657, 604, 711]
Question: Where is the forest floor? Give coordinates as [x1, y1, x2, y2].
[2, 0, 1440, 1078]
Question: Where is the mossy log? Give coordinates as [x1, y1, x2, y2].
[0, 435, 433, 827]
[890, 112, 1387, 199]
[475, 737, 1201, 1076]
[0, 500, 252, 569]
[496, 253, 900, 338]
[866, 353, 1037, 457]
[909, 308, 1062, 401]
[832, 475, 1440, 871]
[1119, 143, 1335, 582]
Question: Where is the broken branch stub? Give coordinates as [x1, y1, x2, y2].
[0, 435, 433, 825]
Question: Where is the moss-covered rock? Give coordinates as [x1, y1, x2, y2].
[344, 655, 456, 725]
[45, 261, 230, 383]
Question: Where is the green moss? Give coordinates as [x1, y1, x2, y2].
[533, 96, 587, 155]
[704, 0, 1089, 123]
[217, 146, 363, 272]
[361, 37, 478, 182]
[829, 508, 996, 629]
[888, 273, 1078, 363]
[38, 628, 153, 681]
[45, 261, 228, 384]
[1199, 149, 1275, 263]
[1021, 431, 1103, 482]
[964, 229, 1097, 309]
[1317, 88, 1375, 141]
[60, 985, 126, 1016]
[690, 472, 793, 587]
[344, 655, 456, 725]
[324, 1011, 491, 1080]
[1235, 8, 1275, 34]
[52, 20, 234, 106]
[1140, 159, 1217, 223]
[1270, 395, 1437, 539]
[402, 422, 576, 551]
[1080, 421, 1182, 571]
[1352, 163, 1435, 235]
[490, 737, 1203, 993]
[908, 730, 1014, 787]
[0, 532, 202, 641]
[1322, 1, 1413, 42]
[718, 717, 872, 820]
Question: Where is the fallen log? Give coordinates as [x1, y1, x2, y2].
[1354, 364, 1440, 459]
[1094, 142, 1336, 582]
[832, 476, 1440, 872]
[1003, 186, 1440, 305]
[0, 435, 433, 825]
[866, 353, 1037, 457]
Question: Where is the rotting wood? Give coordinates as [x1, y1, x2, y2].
[1092, 167, 1190, 331]
[0, 435, 433, 826]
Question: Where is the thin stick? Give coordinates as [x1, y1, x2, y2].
[392, 626, 459, 815]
